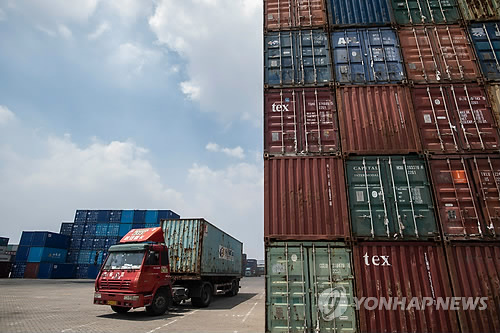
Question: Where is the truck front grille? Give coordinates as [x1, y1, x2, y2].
[100, 279, 131, 290]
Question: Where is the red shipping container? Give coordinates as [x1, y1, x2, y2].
[24, 263, 39, 279]
[264, 88, 340, 156]
[399, 25, 480, 83]
[446, 243, 500, 333]
[337, 85, 421, 155]
[428, 156, 500, 240]
[264, 0, 327, 31]
[413, 84, 500, 154]
[264, 156, 349, 240]
[353, 242, 459, 333]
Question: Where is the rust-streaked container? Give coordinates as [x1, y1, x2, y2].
[264, 88, 340, 156]
[428, 156, 500, 240]
[413, 84, 500, 154]
[337, 85, 422, 155]
[264, 0, 328, 31]
[486, 84, 500, 126]
[24, 263, 39, 279]
[264, 156, 349, 240]
[399, 25, 480, 83]
[445, 243, 500, 333]
[457, 0, 500, 22]
[353, 242, 459, 333]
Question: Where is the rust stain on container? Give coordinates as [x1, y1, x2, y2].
[264, 156, 349, 240]
[337, 85, 421, 155]
[399, 25, 480, 83]
[428, 156, 500, 240]
[446, 243, 500, 333]
[264, 0, 327, 31]
[413, 84, 500, 154]
[457, 0, 500, 21]
[264, 88, 340, 156]
[353, 242, 459, 333]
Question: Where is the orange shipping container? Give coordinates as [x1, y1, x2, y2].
[264, 0, 328, 31]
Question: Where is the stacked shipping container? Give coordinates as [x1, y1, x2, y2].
[264, 0, 500, 332]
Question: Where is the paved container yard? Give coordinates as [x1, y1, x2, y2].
[0, 277, 264, 333]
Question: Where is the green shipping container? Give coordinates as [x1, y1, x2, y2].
[266, 242, 357, 333]
[346, 156, 438, 240]
[391, 0, 460, 25]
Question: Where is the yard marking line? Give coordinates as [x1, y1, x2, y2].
[61, 321, 98, 332]
[242, 302, 259, 323]
[146, 319, 178, 333]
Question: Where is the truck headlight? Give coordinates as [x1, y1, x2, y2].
[124, 295, 140, 301]
[94, 293, 101, 299]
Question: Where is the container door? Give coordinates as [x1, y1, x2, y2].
[400, 27, 440, 83]
[265, 32, 297, 86]
[386, 157, 437, 239]
[391, 0, 459, 24]
[470, 23, 500, 81]
[267, 245, 310, 333]
[424, 0, 460, 23]
[308, 245, 356, 333]
[296, 30, 331, 85]
[468, 157, 500, 238]
[457, 0, 500, 21]
[295, 0, 327, 29]
[332, 30, 366, 84]
[328, 0, 391, 26]
[265, 0, 293, 31]
[363, 28, 404, 83]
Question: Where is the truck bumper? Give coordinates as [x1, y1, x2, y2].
[94, 292, 153, 308]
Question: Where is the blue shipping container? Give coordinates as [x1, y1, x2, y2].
[31, 232, 69, 249]
[145, 223, 159, 228]
[72, 223, 85, 236]
[332, 27, 405, 84]
[78, 251, 91, 265]
[74, 210, 87, 223]
[80, 238, 94, 250]
[92, 238, 107, 249]
[158, 210, 180, 221]
[121, 210, 134, 223]
[38, 263, 75, 279]
[97, 210, 110, 222]
[470, 22, 500, 81]
[145, 210, 158, 223]
[328, 0, 392, 26]
[19, 232, 35, 246]
[89, 250, 105, 265]
[133, 210, 147, 223]
[107, 224, 119, 237]
[15, 246, 30, 262]
[69, 237, 82, 250]
[132, 223, 145, 230]
[105, 238, 118, 247]
[86, 210, 99, 223]
[95, 224, 109, 237]
[27, 247, 67, 263]
[84, 223, 97, 236]
[67, 250, 79, 263]
[75, 264, 89, 279]
[87, 265, 100, 279]
[118, 224, 132, 237]
[264, 30, 332, 86]
[11, 262, 27, 278]
[60, 223, 73, 236]
[108, 210, 122, 223]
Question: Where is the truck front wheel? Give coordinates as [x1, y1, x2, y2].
[111, 306, 131, 314]
[146, 290, 171, 316]
[191, 283, 212, 308]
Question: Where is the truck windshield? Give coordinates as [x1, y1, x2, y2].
[103, 251, 144, 270]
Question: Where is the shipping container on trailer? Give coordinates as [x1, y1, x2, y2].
[412, 84, 500, 154]
[264, 156, 350, 240]
[331, 27, 405, 84]
[337, 85, 422, 155]
[391, 0, 461, 25]
[428, 155, 500, 240]
[353, 242, 459, 333]
[266, 241, 356, 333]
[346, 156, 439, 240]
[327, 0, 392, 27]
[399, 25, 480, 83]
[264, 87, 340, 156]
[264, 30, 333, 87]
[264, 0, 328, 31]
[469, 22, 500, 81]
[457, 0, 500, 22]
[445, 243, 500, 333]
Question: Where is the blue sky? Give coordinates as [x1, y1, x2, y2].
[0, 0, 264, 258]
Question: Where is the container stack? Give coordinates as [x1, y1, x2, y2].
[263, 0, 500, 332]
[0, 237, 12, 278]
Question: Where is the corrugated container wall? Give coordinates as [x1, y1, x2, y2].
[399, 25, 480, 83]
[266, 242, 357, 333]
[445, 243, 500, 333]
[346, 156, 439, 240]
[428, 156, 500, 240]
[457, 0, 500, 21]
[486, 84, 500, 125]
[337, 85, 422, 155]
[327, 0, 392, 27]
[391, 0, 461, 25]
[331, 28, 405, 84]
[469, 22, 500, 80]
[264, 156, 350, 240]
[353, 242, 459, 333]
[264, 30, 332, 86]
[412, 84, 500, 153]
[264, 87, 340, 156]
[264, 0, 328, 31]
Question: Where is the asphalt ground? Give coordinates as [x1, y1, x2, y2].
[0, 276, 264, 333]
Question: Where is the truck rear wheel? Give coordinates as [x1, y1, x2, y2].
[225, 280, 239, 297]
[111, 306, 131, 314]
[191, 283, 212, 308]
[146, 290, 171, 316]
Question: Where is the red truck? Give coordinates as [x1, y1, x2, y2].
[94, 219, 243, 315]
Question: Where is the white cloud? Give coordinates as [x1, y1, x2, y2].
[110, 42, 163, 75]
[58, 24, 72, 39]
[206, 142, 245, 159]
[36, 25, 56, 37]
[106, 0, 152, 21]
[88, 21, 110, 40]
[0, 8, 6, 21]
[149, 0, 262, 125]
[180, 81, 200, 100]
[0, 105, 15, 125]
[22, 0, 100, 22]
